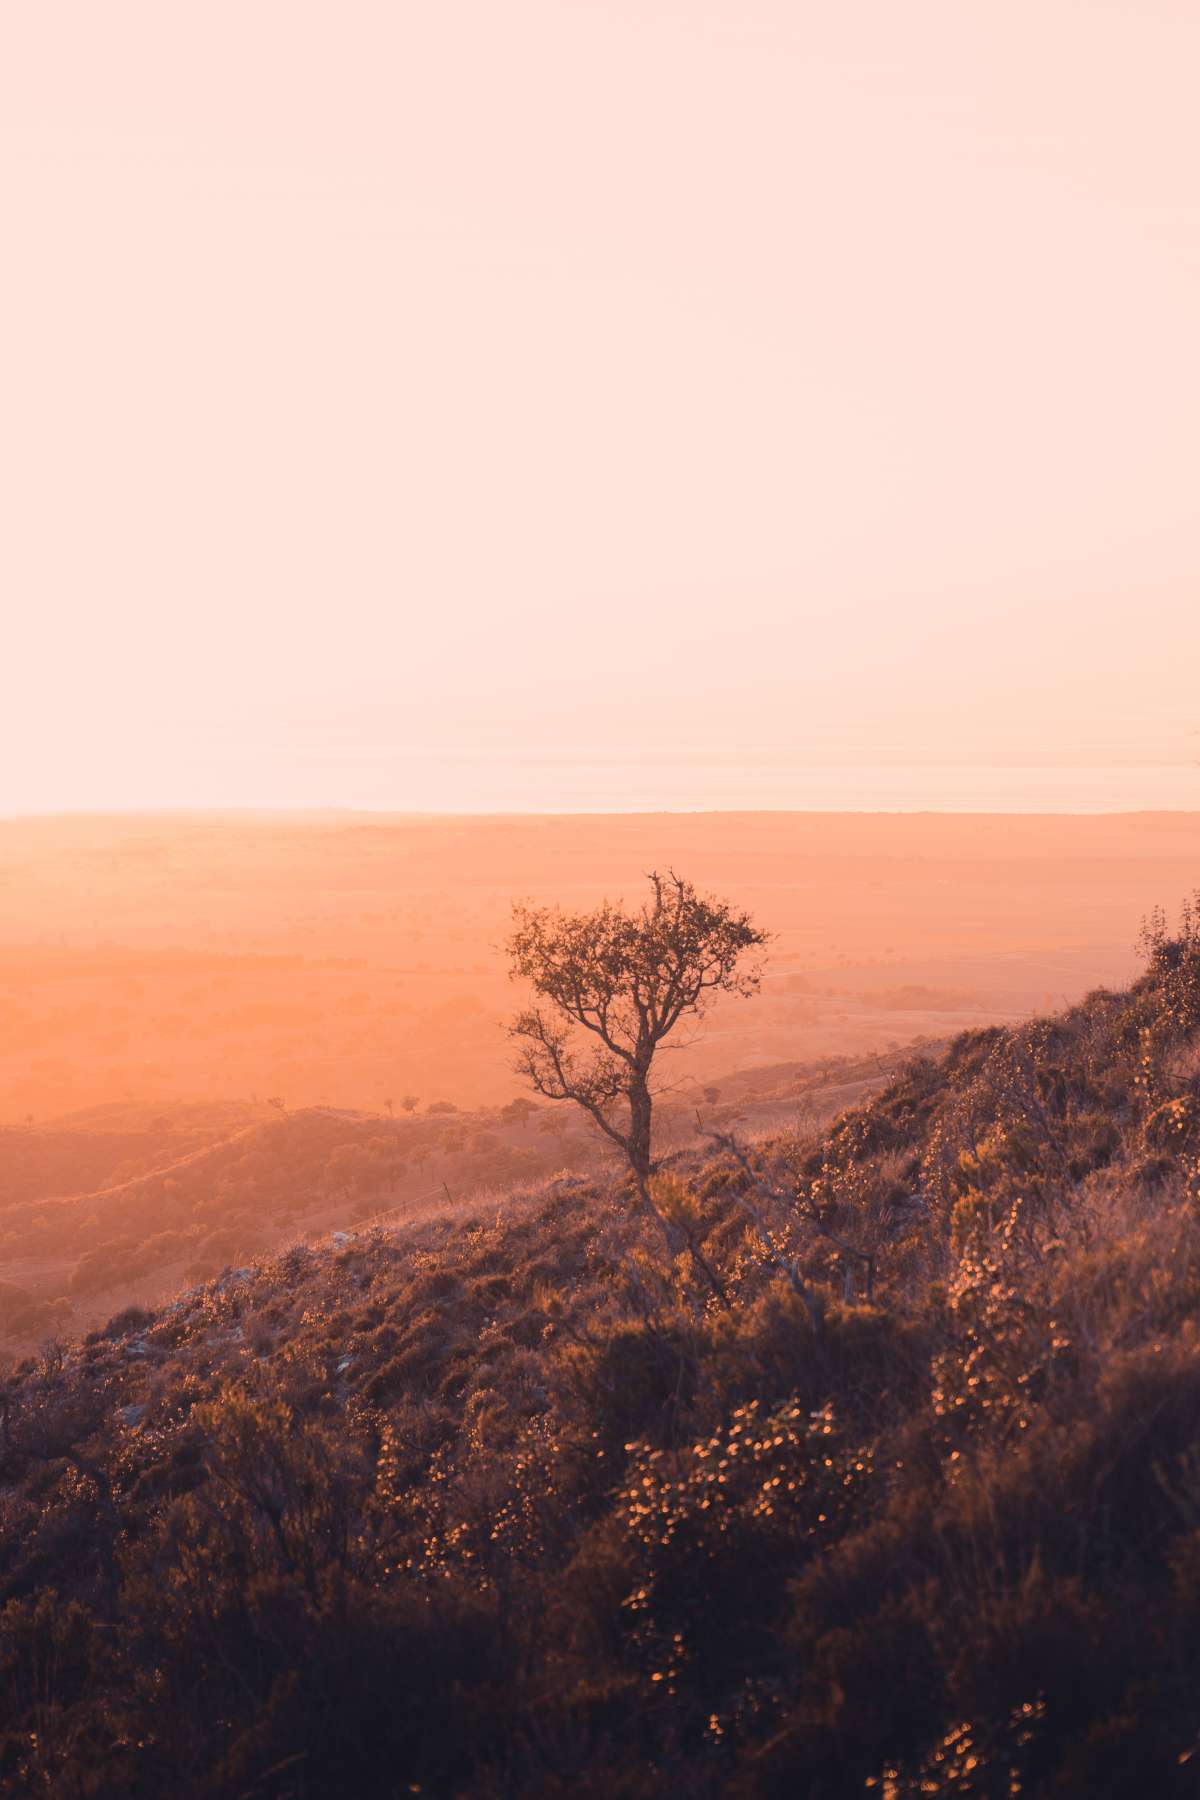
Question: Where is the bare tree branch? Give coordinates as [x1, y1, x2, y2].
[701, 1127, 824, 1334]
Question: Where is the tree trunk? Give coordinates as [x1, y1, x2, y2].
[628, 1077, 653, 1178]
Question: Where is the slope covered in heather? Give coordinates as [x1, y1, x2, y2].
[0, 1052, 902, 1354]
[3, 914, 1200, 1797]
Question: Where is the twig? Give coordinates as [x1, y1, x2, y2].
[700, 1125, 824, 1335]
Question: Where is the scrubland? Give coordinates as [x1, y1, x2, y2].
[4, 909, 1200, 1795]
[0, 1054, 902, 1354]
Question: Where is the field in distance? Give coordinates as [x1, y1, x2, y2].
[1, 809, 1198, 1125]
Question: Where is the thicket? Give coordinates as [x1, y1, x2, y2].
[3, 912, 1200, 1795]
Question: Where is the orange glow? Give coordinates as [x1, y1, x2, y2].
[2, 3, 1199, 813]
[3, 808, 1199, 1123]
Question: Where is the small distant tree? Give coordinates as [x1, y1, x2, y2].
[400, 1095, 420, 1114]
[508, 870, 768, 1198]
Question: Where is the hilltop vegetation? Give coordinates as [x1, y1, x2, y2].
[4, 913, 1200, 1794]
[0, 1057, 899, 1354]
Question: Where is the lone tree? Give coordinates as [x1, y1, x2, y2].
[507, 870, 768, 1200]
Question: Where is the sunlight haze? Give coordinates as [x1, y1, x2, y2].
[3, 1, 1198, 811]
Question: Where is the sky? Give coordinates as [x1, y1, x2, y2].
[2, 1, 1198, 813]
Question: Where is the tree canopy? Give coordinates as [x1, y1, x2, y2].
[507, 870, 768, 1181]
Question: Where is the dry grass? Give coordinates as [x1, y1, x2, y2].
[3, 922, 1200, 1795]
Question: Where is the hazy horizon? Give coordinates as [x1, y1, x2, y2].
[3, 763, 1198, 819]
[4, 2, 1199, 815]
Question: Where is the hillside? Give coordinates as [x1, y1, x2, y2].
[0, 1052, 905, 1354]
[3, 914, 1200, 1795]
